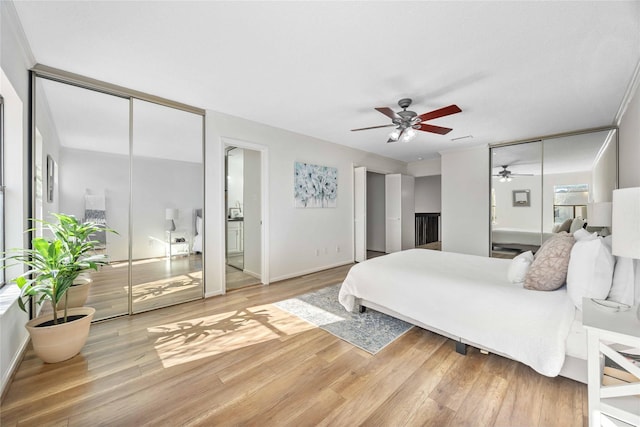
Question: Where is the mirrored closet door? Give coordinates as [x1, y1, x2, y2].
[34, 78, 131, 320]
[131, 99, 204, 313]
[490, 128, 617, 258]
[32, 70, 205, 320]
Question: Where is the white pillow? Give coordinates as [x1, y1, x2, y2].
[566, 238, 615, 310]
[573, 228, 597, 242]
[508, 251, 534, 285]
[607, 257, 635, 306]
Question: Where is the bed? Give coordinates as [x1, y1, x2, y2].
[339, 249, 588, 381]
[491, 227, 555, 252]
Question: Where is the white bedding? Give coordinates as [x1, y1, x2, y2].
[339, 249, 577, 377]
[192, 234, 202, 253]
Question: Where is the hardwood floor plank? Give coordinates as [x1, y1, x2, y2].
[428, 346, 488, 412]
[318, 329, 440, 426]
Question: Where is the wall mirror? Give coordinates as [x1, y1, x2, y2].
[490, 128, 617, 258]
[33, 71, 204, 320]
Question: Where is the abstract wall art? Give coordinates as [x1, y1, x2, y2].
[294, 162, 338, 208]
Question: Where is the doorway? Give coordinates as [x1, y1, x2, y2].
[224, 143, 265, 291]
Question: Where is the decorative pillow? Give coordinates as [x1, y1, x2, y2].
[525, 233, 575, 291]
[508, 251, 534, 285]
[557, 218, 573, 233]
[566, 238, 615, 310]
[552, 224, 561, 233]
[607, 257, 635, 306]
[569, 218, 586, 234]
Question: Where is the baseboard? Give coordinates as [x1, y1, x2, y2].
[1, 335, 29, 403]
[270, 260, 353, 283]
[204, 290, 224, 298]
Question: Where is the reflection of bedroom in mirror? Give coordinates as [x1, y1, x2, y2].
[225, 145, 262, 291]
[490, 128, 617, 259]
[33, 69, 205, 320]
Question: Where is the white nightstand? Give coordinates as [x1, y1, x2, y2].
[166, 231, 190, 258]
[583, 298, 640, 427]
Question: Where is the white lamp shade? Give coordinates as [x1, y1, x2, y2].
[165, 208, 178, 220]
[612, 188, 640, 259]
[587, 202, 612, 227]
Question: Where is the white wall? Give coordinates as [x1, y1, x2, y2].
[441, 146, 489, 256]
[618, 68, 640, 188]
[0, 1, 32, 397]
[204, 111, 407, 296]
[407, 157, 441, 177]
[366, 171, 385, 252]
[591, 135, 617, 203]
[492, 175, 541, 230]
[414, 175, 441, 213]
[243, 148, 261, 278]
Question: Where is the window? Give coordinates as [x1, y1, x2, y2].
[553, 184, 588, 225]
[0, 95, 5, 287]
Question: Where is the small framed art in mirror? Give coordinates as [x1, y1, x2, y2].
[512, 189, 530, 207]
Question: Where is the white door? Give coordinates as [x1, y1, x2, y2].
[354, 166, 367, 262]
[385, 174, 402, 253]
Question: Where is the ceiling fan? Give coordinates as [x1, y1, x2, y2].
[493, 165, 534, 182]
[351, 98, 462, 143]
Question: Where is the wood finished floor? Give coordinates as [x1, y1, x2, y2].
[1, 263, 587, 427]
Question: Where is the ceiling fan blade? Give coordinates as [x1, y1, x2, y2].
[351, 124, 396, 131]
[418, 104, 462, 122]
[375, 107, 400, 120]
[416, 123, 453, 135]
[512, 173, 535, 176]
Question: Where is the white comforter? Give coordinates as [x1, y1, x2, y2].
[339, 249, 576, 377]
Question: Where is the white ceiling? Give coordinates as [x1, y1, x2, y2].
[12, 1, 640, 163]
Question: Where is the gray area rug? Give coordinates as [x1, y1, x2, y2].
[274, 284, 412, 354]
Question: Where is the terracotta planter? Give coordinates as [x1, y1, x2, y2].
[55, 277, 92, 310]
[25, 307, 95, 363]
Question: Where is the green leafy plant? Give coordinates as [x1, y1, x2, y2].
[3, 213, 116, 325]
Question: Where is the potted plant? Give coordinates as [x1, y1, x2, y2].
[3, 213, 115, 363]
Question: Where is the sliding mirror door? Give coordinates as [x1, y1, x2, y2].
[35, 77, 131, 320]
[491, 141, 542, 257]
[131, 99, 204, 313]
[542, 129, 617, 242]
[490, 128, 618, 257]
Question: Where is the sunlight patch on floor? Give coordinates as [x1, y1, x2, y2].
[147, 303, 315, 368]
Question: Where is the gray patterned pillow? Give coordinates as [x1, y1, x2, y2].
[525, 233, 576, 291]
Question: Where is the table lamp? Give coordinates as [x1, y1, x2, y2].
[587, 202, 612, 236]
[612, 188, 640, 319]
[165, 208, 178, 232]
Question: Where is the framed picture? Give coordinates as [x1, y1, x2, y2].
[512, 189, 530, 207]
[46, 154, 55, 203]
[294, 162, 338, 208]
[228, 207, 241, 218]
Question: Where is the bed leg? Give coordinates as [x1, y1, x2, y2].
[455, 341, 467, 355]
[358, 305, 366, 313]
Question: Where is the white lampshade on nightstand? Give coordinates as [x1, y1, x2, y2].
[165, 208, 178, 232]
[612, 188, 640, 259]
[612, 188, 640, 320]
[587, 202, 612, 236]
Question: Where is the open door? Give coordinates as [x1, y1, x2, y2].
[354, 166, 367, 262]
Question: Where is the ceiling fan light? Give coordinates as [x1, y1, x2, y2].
[402, 128, 417, 142]
[506, 177, 512, 182]
[499, 177, 506, 183]
[388, 129, 400, 141]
